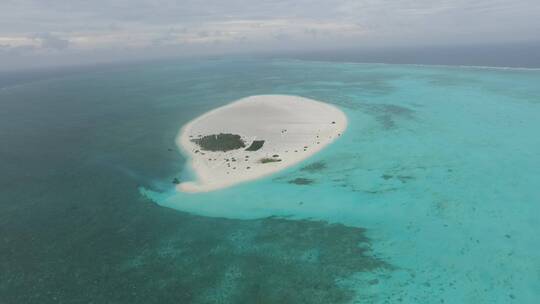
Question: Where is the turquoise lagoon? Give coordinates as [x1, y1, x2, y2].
[2, 58, 540, 303]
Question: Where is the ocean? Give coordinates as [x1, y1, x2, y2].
[1, 58, 539, 303]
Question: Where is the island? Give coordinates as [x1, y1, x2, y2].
[176, 95, 347, 192]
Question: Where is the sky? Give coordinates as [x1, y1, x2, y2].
[1, 0, 539, 70]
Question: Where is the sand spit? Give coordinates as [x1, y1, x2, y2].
[176, 95, 347, 192]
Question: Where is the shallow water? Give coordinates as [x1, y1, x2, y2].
[2, 58, 540, 303]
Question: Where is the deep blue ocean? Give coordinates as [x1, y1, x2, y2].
[1, 58, 539, 303]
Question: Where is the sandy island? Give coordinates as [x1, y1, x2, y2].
[176, 95, 347, 192]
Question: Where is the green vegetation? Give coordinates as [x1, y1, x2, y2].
[245, 140, 265, 151]
[259, 157, 282, 164]
[191, 133, 245, 152]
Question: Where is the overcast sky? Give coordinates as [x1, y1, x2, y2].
[1, 0, 539, 70]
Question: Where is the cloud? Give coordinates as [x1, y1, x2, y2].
[0, 44, 37, 56]
[0, 32, 69, 58]
[0, 0, 539, 70]
[273, 32, 290, 41]
[32, 33, 70, 50]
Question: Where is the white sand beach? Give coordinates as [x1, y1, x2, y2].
[176, 95, 347, 192]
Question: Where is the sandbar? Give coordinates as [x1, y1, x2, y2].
[177, 95, 347, 192]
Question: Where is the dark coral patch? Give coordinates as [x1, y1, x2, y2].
[288, 178, 315, 185]
[301, 161, 327, 173]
